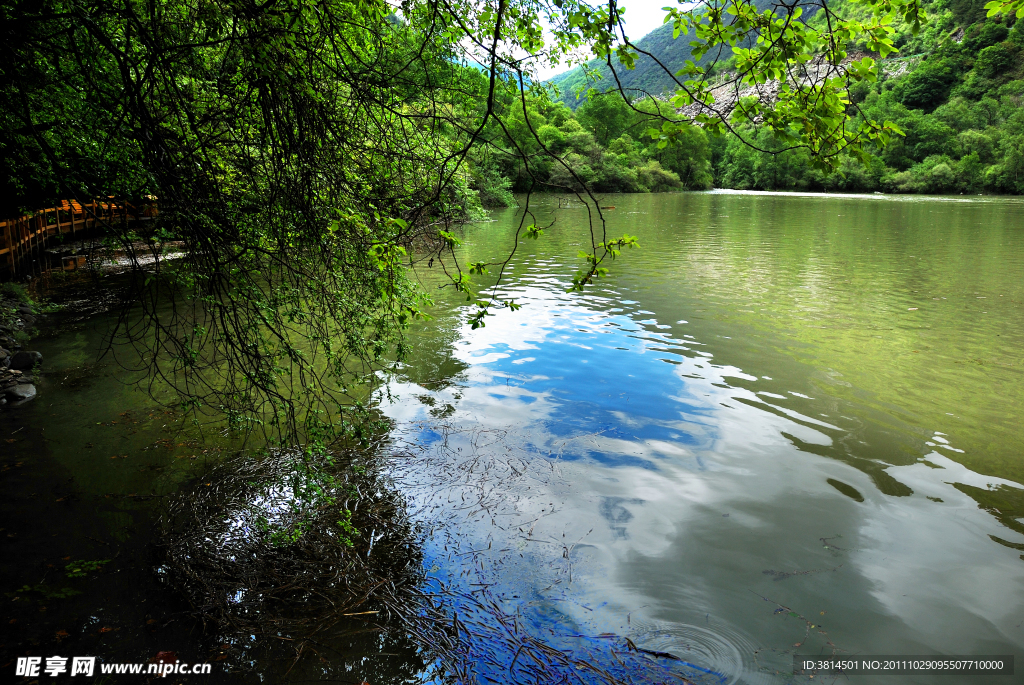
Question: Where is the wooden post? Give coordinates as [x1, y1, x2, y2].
[32, 214, 38, 275]
[3, 221, 12, 273]
[35, 213, 41, 272]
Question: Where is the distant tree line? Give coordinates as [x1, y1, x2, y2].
[473, 92, 713, 200]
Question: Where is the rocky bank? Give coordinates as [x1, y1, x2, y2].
[0, 287, 44, 407]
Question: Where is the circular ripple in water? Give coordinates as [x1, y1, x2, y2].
[630, 619, 769, 685]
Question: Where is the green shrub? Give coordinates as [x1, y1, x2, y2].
[537, 124, 567, 152]
[963, 21, 1010, 53]
[891, 58, 959, 110]
[0, 282, 33, 305]
[636, 160, 683, 192]
[975, 43, 1017, 78]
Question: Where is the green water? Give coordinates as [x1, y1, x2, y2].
[445, 190, 1024, 493]
[2, 190, 1023, 683]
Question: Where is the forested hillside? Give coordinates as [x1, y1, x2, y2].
[548, 20, 703, 107]
[712, 0, 1024, 193]
[544, 0, 1024, 195]
[548, 0, 820, 108]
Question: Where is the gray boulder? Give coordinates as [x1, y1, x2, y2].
[5, 384, 36, 401]
[9, 351, 42, 370]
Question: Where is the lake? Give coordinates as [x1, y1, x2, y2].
[387, 190, 1024, 683]
[2, 190, 1022, 683]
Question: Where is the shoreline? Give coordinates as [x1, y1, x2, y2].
[0, 285, 43, 407]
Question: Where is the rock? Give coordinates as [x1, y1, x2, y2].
[5, 384, 36, 401]
[17, 304, 33, 315]
[9, 351, 42, 370]
[0, 348, 8, 360]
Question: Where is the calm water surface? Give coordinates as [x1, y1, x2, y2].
[386, 190, 1024, 683]
[2, 190, 1022, 684]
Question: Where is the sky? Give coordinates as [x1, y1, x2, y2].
[534, 0, 684, 80]
[616, 0, 681, 40]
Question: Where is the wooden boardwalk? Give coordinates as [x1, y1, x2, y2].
[0, 197, 157, 277]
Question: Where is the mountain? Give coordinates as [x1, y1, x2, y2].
[547, 1, 820, 108]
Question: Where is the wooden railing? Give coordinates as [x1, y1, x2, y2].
[0, 197, 158, 277]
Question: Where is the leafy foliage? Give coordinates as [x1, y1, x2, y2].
[544, 0, 919, 168]
[490, 91, 713, 192]
[710, 0, 1024, 194]
[0, 0, 966, 440]
[549, 0, 819, 106]
[65, 559, 111, 578]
